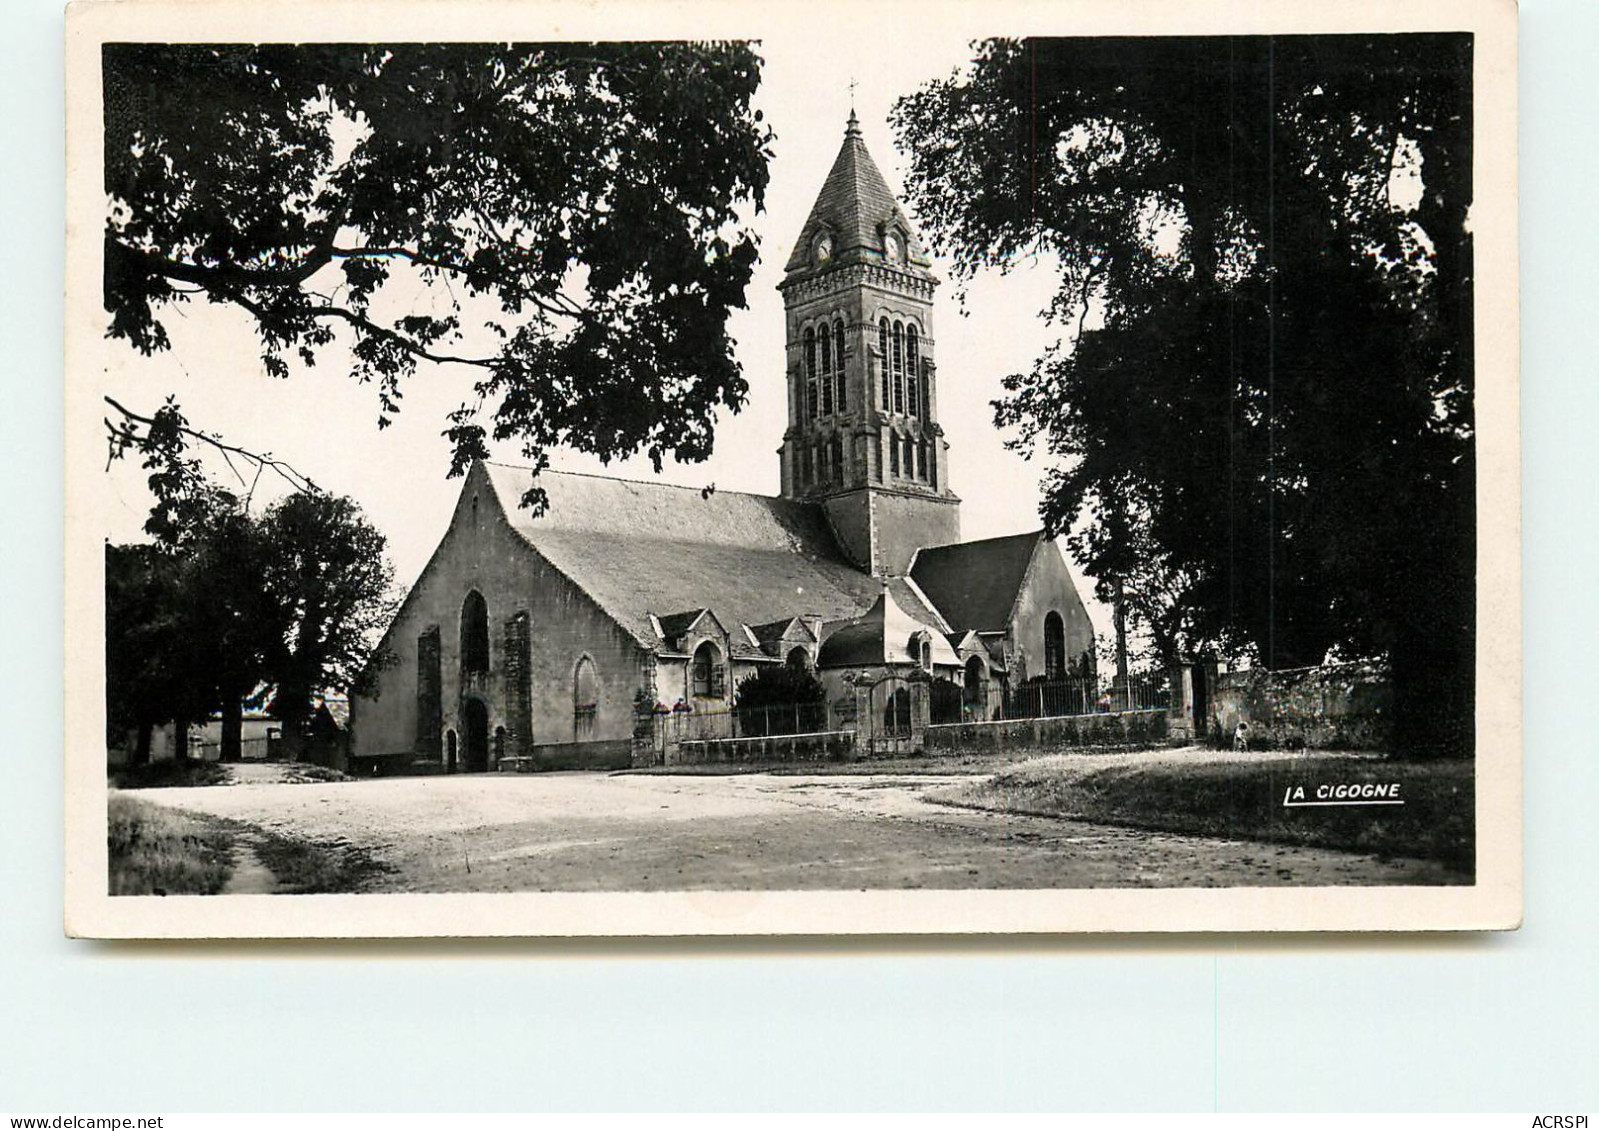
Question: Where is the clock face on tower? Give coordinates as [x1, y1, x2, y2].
[814, 233, 833, 263]
[885, 231, 901, 261]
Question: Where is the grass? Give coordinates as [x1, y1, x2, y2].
[108, 793, 237, 895]
[249, 830, 393, 893]
[933, 754, 1474, 873]
[109, 788, 387, 896]
[111, 759, 231, 790]
[276, 764, 355, 784]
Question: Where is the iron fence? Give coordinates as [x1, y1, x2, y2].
[652, 699, 841, 743]
[646, 674, 1169, 746]
[961, 675, 1170, 724]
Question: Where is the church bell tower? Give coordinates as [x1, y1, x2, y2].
[777, 111, 960, 576]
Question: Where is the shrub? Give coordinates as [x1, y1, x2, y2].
[734, 665, 827, 736]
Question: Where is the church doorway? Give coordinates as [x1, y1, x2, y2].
[964, 656, 987, 719]
[462, 698, 490, 773]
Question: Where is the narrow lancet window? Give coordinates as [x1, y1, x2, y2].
[834, 320, 847, 412]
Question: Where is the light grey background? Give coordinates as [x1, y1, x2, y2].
[4, 0, 1593, 1111]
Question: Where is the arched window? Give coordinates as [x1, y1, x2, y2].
[691, 641, 725, 698]
[804, 326, 819, 420]
[1044, 611, 1067, 680]
[801, 444, 812, 486]
[574, 656, 598, 712]
[878, 319, 891, 407]
[786, 646, 809, 670]
[574, 656, 599, 739]
[461, 590, 489, 675]
[906, 325, 920, 415]
[805, 327, 818, 425]
[904, 435, 916, 479]
[892, 321, 905, 413]
[889, 432, 900, 476]
[964, 656, 985, 696]
[445, 729, 458, 774]
[830, 435, 844, 482]
[819, 327, 834, 415]
[833, 320, 847, 412]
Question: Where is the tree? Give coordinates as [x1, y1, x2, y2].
[103, 42, 773, 513]
[106, 486, 398, 763]
[105, 544, 200, 763]
[173, 492, 282, 762]
[256, 493, 398, 756]
[894, 36, 1474, 756]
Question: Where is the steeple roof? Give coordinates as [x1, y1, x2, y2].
[782, 112, 936, 279]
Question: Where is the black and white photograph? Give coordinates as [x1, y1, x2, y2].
[63, 0, 1520, 936]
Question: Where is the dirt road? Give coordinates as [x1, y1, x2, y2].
[127, 769, 1461, 892]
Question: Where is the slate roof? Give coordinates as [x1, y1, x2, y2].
[655, 609, 713, 642]
[815, 588, 961, 670]
[910, 530, 1044, 634]
[482, 464, 943, 659]
[782, 112, 935, 279]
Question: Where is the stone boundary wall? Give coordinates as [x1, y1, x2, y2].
[1212, 663, 1390, 750]
[924, 709, 1168, 754]
[499, 738, 634, 772]
[671, 730, 856, 766]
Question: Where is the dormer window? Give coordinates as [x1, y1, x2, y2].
[814, 232, 833, 265]
[884, 229, 903, 262]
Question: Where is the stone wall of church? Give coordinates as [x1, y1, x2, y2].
[350, 464, 650, 772]
[1005, 539, 1097, 683]
[871, 490, 961, 576]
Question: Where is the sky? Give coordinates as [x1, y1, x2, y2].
[98, 29, 1108, 635]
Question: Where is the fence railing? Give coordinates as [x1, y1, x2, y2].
[947, 675, 1169, 725]
[649, 700, 842, 744]
[646, 676, 1169, 745]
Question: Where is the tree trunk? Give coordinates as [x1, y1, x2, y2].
[1389, 615, 1474, 761]
[220, 694, 243, 763]
[132, 721, 152, 767]
[173, 714, 190, 762]
[1113, 576, 1129, 707]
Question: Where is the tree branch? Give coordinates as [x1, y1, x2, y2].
[104, 395, 321, 497]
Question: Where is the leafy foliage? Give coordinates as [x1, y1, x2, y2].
[256, 493, 399, 744]
[733, 664, 827, 736]
[104, 42, 773, 510]
[105, 488, 397, 760]
[894, 36, 1474, 754]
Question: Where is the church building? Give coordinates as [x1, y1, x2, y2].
[349, 113, 1097, 773]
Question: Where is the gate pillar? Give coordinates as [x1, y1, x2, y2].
[909, 679, 931, 751]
